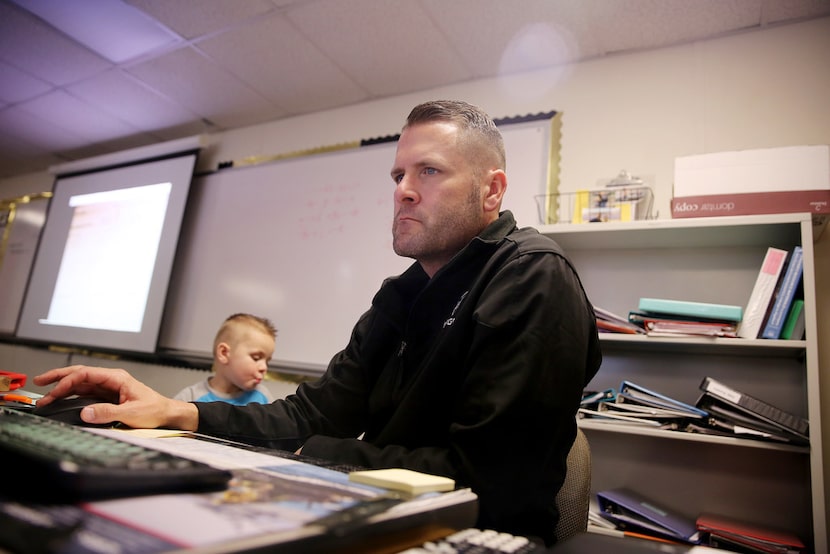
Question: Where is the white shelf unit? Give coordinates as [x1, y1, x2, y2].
[539, 213, 825, 553]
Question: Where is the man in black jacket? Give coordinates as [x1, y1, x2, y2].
[35, 100, 601, 545]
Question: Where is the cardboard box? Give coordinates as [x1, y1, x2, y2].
[671, 145, 830, 223]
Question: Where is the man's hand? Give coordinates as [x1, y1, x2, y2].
[33, 365, 199, 431]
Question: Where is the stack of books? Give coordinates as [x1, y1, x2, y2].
[738, 246, 805, 340]
[579, 381, 707, 429]
[629, 297, 742, 338]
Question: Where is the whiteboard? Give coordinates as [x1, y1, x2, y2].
[0, 195, 51, 335]
[159, 117, 554, 370]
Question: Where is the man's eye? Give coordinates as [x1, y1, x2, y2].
[423, 167, 437, 175]
[393, 174, 403, 184]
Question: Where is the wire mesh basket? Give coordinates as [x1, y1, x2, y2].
[535, 186, 654, 224]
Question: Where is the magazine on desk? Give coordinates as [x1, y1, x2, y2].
[0, 429, 477, 554]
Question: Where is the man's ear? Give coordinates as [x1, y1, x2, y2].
[215, 342, 231, 364]
[483, 169, 507, 213]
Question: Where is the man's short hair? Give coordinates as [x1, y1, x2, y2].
[404, 100, 506, 172]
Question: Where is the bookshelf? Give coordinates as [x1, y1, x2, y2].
[539, 213, 825, 553]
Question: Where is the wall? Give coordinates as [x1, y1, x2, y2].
[2, 16, 829, 526]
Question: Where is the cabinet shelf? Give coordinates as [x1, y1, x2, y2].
[578, 420, 809, 453]
[599, 334, 806, 358]
[541, 213, 824, 553]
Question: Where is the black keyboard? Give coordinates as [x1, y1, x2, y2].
[397, 528, 546, 553]
[0, 406, 232, 501]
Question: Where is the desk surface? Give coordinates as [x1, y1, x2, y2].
[1, 429, 478, 554]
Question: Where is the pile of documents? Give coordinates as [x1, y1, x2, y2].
[593, 299, 743, 338]
[632, 298, 742, 338]
[579, 381, 706, 430]
[579, 378, 809, 446]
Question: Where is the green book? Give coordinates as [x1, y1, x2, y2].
[780, 299, 805, 340]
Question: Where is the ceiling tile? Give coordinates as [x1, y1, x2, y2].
[9, 0, 183, 63]
[285, 0, 473, 97]
[589, 0, 762, 55]
[67, 69, 202, 132]
[125, 46, 286, 129]
[764, 0, 830, 23]
[421, 0, 602, 76]
[125, 0, 278, 39]
[0, 104, 89, 151]
[0, 1, 112, 86]
[196, 12, 368, 114]
[18, 89, 147, 144]
[0, 61, 52, 103]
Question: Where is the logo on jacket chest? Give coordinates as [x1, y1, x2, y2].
[443, 290, 469, 328]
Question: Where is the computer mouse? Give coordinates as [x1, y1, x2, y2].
[34, 396, 116, 428]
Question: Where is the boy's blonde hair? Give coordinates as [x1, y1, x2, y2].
[214, 313, 277, 351]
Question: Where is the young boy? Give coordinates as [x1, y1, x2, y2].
[174, 313, 277, 405]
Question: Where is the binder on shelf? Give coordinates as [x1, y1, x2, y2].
[737, 247, 788, 339]
[577, 407, 663, 427]
[698, 377, 809, 439]
[761, 246, 803, 339]
[580, 388, 616, 407]
[696, 513, 805, 554]
[596, 488, 700, 544]
[694, 394, 808, 445]
[618, 380, 708, 418]
[780, 299, 805, 340]
[598, 401, 697, 420]
[637, 298, 742, 323]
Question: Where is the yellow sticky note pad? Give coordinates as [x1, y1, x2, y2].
[348, 468, 455, 495]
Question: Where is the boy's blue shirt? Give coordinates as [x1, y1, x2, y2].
[193, 388, 271, 405]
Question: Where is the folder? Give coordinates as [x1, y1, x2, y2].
[618, 381, 708, 418]
[596, 488, 700, 543]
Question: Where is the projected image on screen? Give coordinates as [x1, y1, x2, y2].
[43, 183, 171, 332]
[16, 152, 197, 354]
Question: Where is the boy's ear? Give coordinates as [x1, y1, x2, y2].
[215, 342, 231, 364]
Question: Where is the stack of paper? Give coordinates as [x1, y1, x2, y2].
[348, 468, 455, 496]
[632, 298, 742, 338]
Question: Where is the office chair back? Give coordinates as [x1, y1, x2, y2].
[554, 427, 591, 542]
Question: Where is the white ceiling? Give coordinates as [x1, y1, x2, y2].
[1, 0, 828, 180]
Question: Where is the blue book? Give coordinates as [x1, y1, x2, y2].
[638, 297, 742, 323]
[760, 246, 803, 339]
